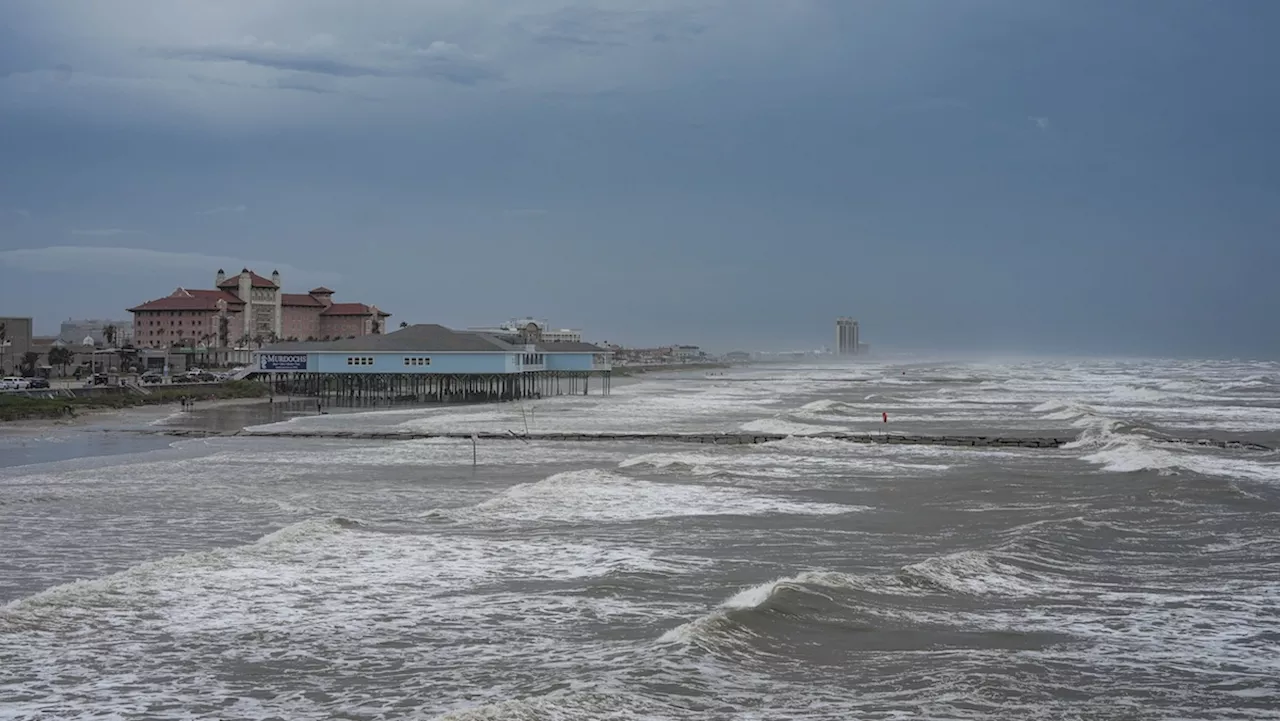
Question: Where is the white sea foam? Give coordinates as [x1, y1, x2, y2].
[0, 517, 708, 720]
[739, 418, 844, 435]
[659, 550, 1056, 647]
[431, 469, 859, 525]
[619, 445, 954, 481]
[798, 399, 861, 415]
[1078, 437, 1280, 483]
[433, 692, 687, 721]
[897, 550, 1054, 597]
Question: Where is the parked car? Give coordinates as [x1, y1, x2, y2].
[140, 372, 164, 384]
[27, 378, 50, 389]
[1, 377, 31, 390]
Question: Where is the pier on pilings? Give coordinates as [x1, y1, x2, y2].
[259, 370, 610, 406]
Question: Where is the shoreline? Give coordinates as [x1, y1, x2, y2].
[0, 396, 277, 434]
[611, 362, 731, 377]
[0, 367, 718, 434]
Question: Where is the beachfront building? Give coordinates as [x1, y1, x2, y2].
[672, 345, 704, 361]
[0, 316, 33, 376]
[128, 268, 390, 349]
[252, 323, 613, 402]
[468, 318, 584, 344]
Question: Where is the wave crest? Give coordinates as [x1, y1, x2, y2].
[426, 469, 856, 526]
[0, 517, 359, 631]
[659, 551, 1053, 649]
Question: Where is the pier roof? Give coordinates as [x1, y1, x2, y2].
[261, 324, 611, 355]
[264, 324, 515, 353]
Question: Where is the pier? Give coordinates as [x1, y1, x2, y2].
[134, 429, 1272, 451]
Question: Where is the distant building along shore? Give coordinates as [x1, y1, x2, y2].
[128, 268, 390, 350]
[468, 318, 583, 344]
[836, 317, 861, 356]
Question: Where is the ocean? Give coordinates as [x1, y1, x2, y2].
[2, 359, 1278, 720]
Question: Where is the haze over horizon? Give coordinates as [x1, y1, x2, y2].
[2, 1, 1278, 357]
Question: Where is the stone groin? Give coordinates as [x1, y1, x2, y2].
[136, 429, 1273, 451]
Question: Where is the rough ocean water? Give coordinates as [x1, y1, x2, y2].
[2, 359, 1279, 720]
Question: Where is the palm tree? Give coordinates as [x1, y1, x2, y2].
[399, 321, 408, 329]
[48, 346, 74, 376]
[103, 324, 118, 347]
[18, 351, 39, 378]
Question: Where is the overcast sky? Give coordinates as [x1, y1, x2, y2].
[2, 0, 1278, 355]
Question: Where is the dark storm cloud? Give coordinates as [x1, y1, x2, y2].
[3, 0, 1280, 357]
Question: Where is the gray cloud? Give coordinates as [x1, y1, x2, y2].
[0, 246, 339, 285]
[195, 205, 247, 215]
[157, 45, 384, 78]
[273, 78, 343, 95]
[188, 73, 374, 100]
[520, 6, 708, 50]
[70, 228, 138, 237]
[154, 39, 501, 86]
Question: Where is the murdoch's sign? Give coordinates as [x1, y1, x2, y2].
[259, 353, 309, 371]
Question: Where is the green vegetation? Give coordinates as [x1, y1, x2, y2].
[17, 352, 39, 377]
[47, 346, 75, 376]
[0, 381, 272, 422]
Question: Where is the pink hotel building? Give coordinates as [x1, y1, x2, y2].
[129, 268, 391, 349]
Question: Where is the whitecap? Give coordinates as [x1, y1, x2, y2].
[429, 469, 860, 525]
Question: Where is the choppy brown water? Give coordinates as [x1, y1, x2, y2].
[2, 359, 1279, 719]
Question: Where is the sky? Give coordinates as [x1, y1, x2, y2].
[1, 0, 1278, 356]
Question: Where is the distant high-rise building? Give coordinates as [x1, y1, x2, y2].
[835, 317, 860, 356]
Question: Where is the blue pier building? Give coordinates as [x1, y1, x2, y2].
[250, 323, 612, 403]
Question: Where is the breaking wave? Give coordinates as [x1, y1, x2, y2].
[798, 399, 863, 416]
[659, 550, 1056, 649]
[0, 517, 360, 631]
[1054, 408, 1280, 483]
[425, 469, 858, 525]
[739, 418, 844, 435]
[434, 692, 684, 720]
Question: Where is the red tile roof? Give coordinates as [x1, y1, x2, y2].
[321, 302, 378, 316]
[218, 271, 277, 288]
[309, 286, 335, 294]
[128, 288, 245, 312]
[282, 293, 324, 307]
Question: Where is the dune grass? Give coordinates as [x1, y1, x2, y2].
[0, 381, 271, 422]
